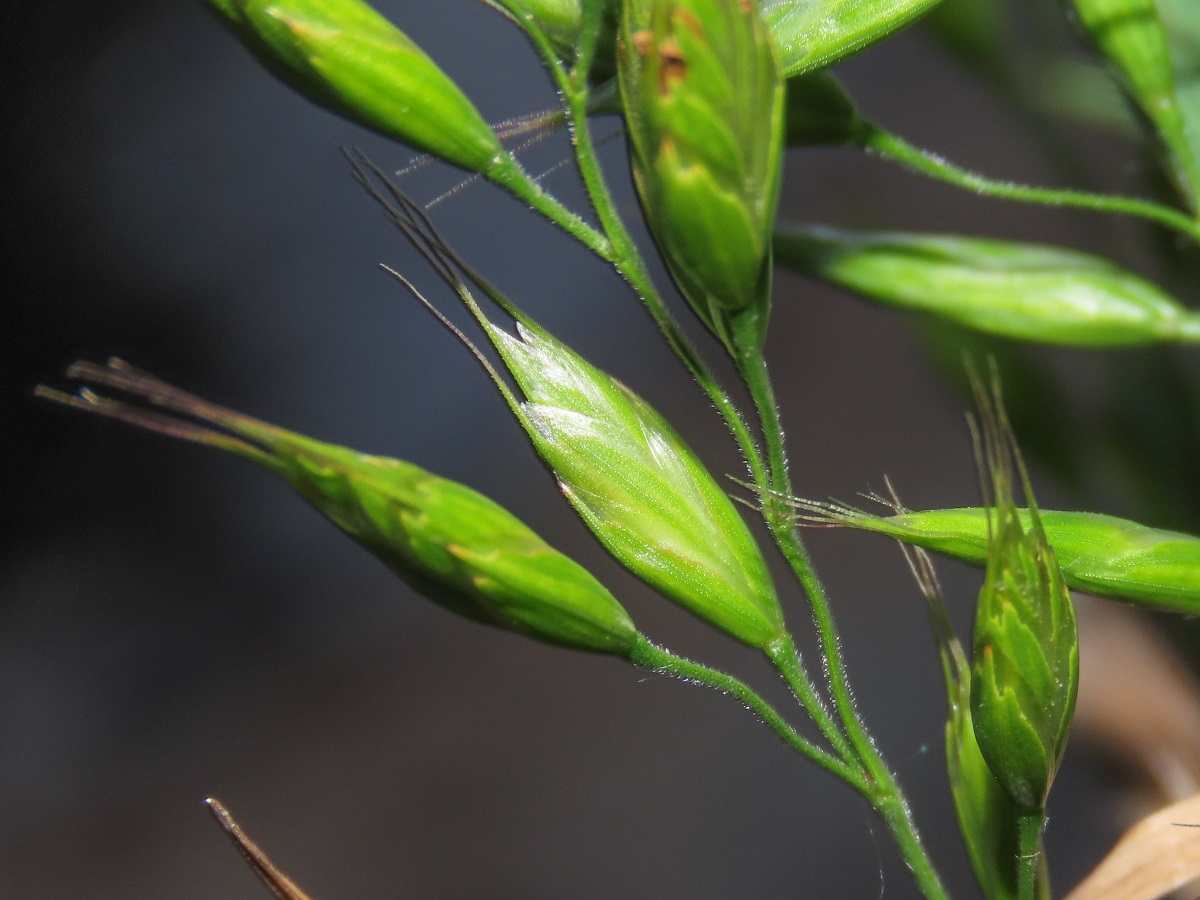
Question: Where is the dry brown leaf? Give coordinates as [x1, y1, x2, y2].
[1074, 600, 1200, 802]
[1066, 790, 1200, 900]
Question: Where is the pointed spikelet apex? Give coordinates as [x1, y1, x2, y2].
[967, 371, 1078, 813]
[347, 157, 785, 650]
[206, 0, 506, 174]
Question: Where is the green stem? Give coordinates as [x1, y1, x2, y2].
[858, 122, 1200, 246]
[734, 338, 948, 900]
[630, 637, 865, 789]
[1017, 811, 1045, 900]
[734, 340, 865, 753]
[488, 157, 614, 261]
[766, 634, 856, 765]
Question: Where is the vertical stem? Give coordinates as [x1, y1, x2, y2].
[1017, 811, 1045, 900]
[735, 340, 948, 900]
[734, 342, 865, 752]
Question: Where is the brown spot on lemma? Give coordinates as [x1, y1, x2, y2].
[632, 29, 654, 57]
[658, 37, 687, 94]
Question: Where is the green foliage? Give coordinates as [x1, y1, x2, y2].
[782, 73, 862, 147]
[922, 0, 1007, 82]
[1158, 0, 1200, 203]
[901, 547, 1031, 900]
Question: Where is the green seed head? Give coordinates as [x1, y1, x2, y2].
[968, 379, 1078, 812]
[898, 543, 1029, 900]
[206, 0, 505, 175]
[488, 319, 786, 649]
[349, 157, 784, 650]
[891, 526, 1058, 898]
[773, 226, 1200, 347]
[792, 501, 1200, 615]
[42, 361, 640, 657]
[947, 692, 1033, 900]
[1066, 0, 1200, 212]
[619, 0, 785, 354]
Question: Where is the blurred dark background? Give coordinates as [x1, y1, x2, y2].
[4, 1, 1198, 897]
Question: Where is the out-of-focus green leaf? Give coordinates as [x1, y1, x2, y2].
[922, 0, 1007, 83]
[1066, 0, 1200, 213]
[762, 0, 946, 77]
[1032, 58, 1138, 134]
[1157, 0, 1200, 209]
[774, 224, 1200, 346]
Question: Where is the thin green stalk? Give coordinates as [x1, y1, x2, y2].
[488, 157, 614, 261]
[734, 343, 949, 900]
[1017, 812, 1045, 900]
[629, 637, 865, 789]
[734, 343, 866, 752]
[766, 634, 856, 765]
[858, 122, 1200, 245]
